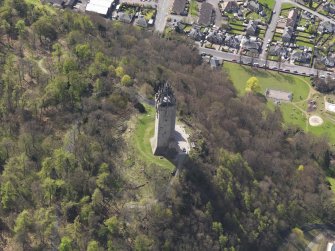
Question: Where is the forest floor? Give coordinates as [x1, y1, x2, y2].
[223, 62, 335, 145]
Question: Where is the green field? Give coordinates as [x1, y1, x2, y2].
[189, 0, 199, 16]
[132, 104, 175, 171]
[223, 62, 310, 101]
[223, 62, 335, 144]
[327, 177, 335, 192]
[259, 0, 275, 9]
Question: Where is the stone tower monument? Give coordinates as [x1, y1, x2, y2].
[151, 83, 176, 155]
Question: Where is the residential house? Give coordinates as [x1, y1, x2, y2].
[136, 15, 148, 28]
[268, 45, 288, 58]
[246, 20, 258, 36]
[198, 2, 214, 26]
[247, 1, 262, 13]
[240, 36, 260, 52]
[86, 0, 114, 16]
[210, 57, 220, 68]
[172, 0, 188, 15]
[291, 50, 311, 64]
[318, 21, 334, 33]
[189, 28, 204, 41]
[321, 56, 335, 67]
[206, 30, 225, 44]
[118, 12, 133, 23]
[224, 34, 241, 48]
[220, 0, 239, 13]
[323, 2, 335, 14]
[282, 26, 293, 42]
[286, 9, 298, 28]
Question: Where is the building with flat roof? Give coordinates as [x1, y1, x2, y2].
[265, 89, 293, 102]
[86, 0, 114, 16]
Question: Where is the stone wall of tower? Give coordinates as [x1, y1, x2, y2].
[150, 84, 176, 155]
[153, 104, 176, 152]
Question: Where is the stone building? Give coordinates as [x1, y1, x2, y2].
[151, 83, 176, 155]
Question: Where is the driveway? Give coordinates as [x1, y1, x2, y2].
[260, 0, 282, 59]
[155, 0, 175, 32]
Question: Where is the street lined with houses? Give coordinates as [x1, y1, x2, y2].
[199, 47, 334, 78]
[44, 0, 335, 78]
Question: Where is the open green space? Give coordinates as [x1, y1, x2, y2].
[296, 40, 314, 48]
[259, 0, 275, 10]
[189, 0, 199, 16]
[223, 62, 335, 145]
[223, 62, 310, 101]
[327, 177, 335, 192]
[132, 104, 175, 171]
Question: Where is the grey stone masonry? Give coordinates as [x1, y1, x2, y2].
[151, 83, 177, 155]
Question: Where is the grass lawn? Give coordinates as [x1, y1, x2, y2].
[132, 104, 175, 171]
[189, 0, 199, 16]
[223, 62, 310, 101]
[327, 177, 335, 193]
[223, 62, 335, 145]
[308, 118, 335, 143]
[296, 40, 314, 48]
[280, 103, 307, 129]
[259, 0, 275, 9]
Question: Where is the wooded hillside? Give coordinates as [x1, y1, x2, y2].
[0, 0, 334, 250]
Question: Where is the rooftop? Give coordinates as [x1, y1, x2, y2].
[198, 2, 213, 26]
[265, 89, 293, 102]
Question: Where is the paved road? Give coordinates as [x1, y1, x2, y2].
[260, 0, 282, 59]
[155, 0, 174, 32]
[199, 47, 335, 78]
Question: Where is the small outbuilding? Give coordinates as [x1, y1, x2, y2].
[265, 89, 293, 102]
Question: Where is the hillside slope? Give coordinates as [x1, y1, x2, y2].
[0, 1, 334, 250]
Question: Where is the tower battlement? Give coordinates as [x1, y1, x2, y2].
[151, 83, 176, 155]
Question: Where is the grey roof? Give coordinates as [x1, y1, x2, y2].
[189, 28, 204, 41]
[282, 26, 293, 41]
[136, 15, 148, 27]
[318, 21, 334, 33]
[210, 57, 220, 68]
[247, 1, 261, 12]
[286, 9, 298, 27]
[224, 35, 241, 48]
[241, 37, 260, 50]
[291, 50, 311, 63]
[207, 30, 225, 44]
[119, 12, 133, 23]
[198, 3, 214, 26]
[269, 45, 288, 57]
[323, 2, 335, 14]
[321, 56, 335, 67]
[221, 0, 239, 12]
[265, 89, 292, 102]
[172, 0, 188, 15]
[246, 20, 257, 35]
